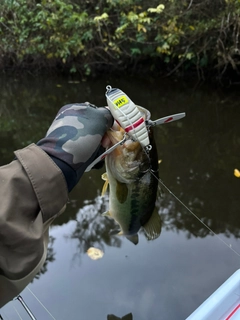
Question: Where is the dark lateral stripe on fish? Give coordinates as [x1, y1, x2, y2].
[129, 175, 158, 233]
[127, 188, 142, 234]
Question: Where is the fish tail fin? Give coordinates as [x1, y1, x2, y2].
[112, 230, 139, 245]
[126, 234, 139, 245]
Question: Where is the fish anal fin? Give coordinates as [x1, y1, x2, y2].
[142, 208, 162, 241]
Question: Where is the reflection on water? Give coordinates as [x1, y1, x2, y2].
[107, 313, 133, 320]
[41, 192, 161, 273]
[34, 236, 55, 281]
[68, 195, 122, 259]
[1, 75, 240, 319]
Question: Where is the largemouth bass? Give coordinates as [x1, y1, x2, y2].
[101, 106, 161, 245]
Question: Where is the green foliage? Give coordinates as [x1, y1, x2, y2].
[0, 0, 240, 78]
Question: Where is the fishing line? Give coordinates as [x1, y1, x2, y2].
[116, 106, 140, 142]
[16, 296, 36, 320]
[12, 306, 23, 320]
[26, 287, 56, 320]
[113, 104, 154, 170]
[1, 311, 11, 320]
[150, 170, 240, 259]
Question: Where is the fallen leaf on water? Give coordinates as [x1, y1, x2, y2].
[87, 247, 104, 260]
[234, 169, 240, 178]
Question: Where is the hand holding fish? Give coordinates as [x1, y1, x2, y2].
[0, 101, 114, 307]
[101, 120, 119, 148]
[38, 102, 114, 191]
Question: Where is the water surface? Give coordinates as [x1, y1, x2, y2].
[0, 75, 240, 320]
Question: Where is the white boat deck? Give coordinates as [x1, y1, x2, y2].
[186, 269, 240, 319]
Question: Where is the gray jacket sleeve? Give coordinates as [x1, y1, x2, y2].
[0, 144, 68, 307]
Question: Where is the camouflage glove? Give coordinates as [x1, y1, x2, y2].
[38, 103, 113, 191]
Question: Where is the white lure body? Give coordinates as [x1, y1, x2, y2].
[105, 86, 150, 148]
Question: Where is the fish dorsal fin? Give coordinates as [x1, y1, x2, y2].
[101, 172, 109, 196]
[142, 208, 162, 241]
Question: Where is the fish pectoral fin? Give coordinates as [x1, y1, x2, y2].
[101, 172, 109, 196]
[126, 234, 139, 245]
[142, 208, 162, 241]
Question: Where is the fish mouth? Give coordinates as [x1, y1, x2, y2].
[106, 126, 125, 145]
[105, 105, 152, 182]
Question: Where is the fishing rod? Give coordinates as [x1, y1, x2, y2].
[3, 289, 57, 320]
[16, 295, 37, 320]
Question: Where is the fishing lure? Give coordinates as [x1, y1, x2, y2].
[85, 85, 186, 172]
[105, 85, 186, 145]
[105, 85, 150, 149]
